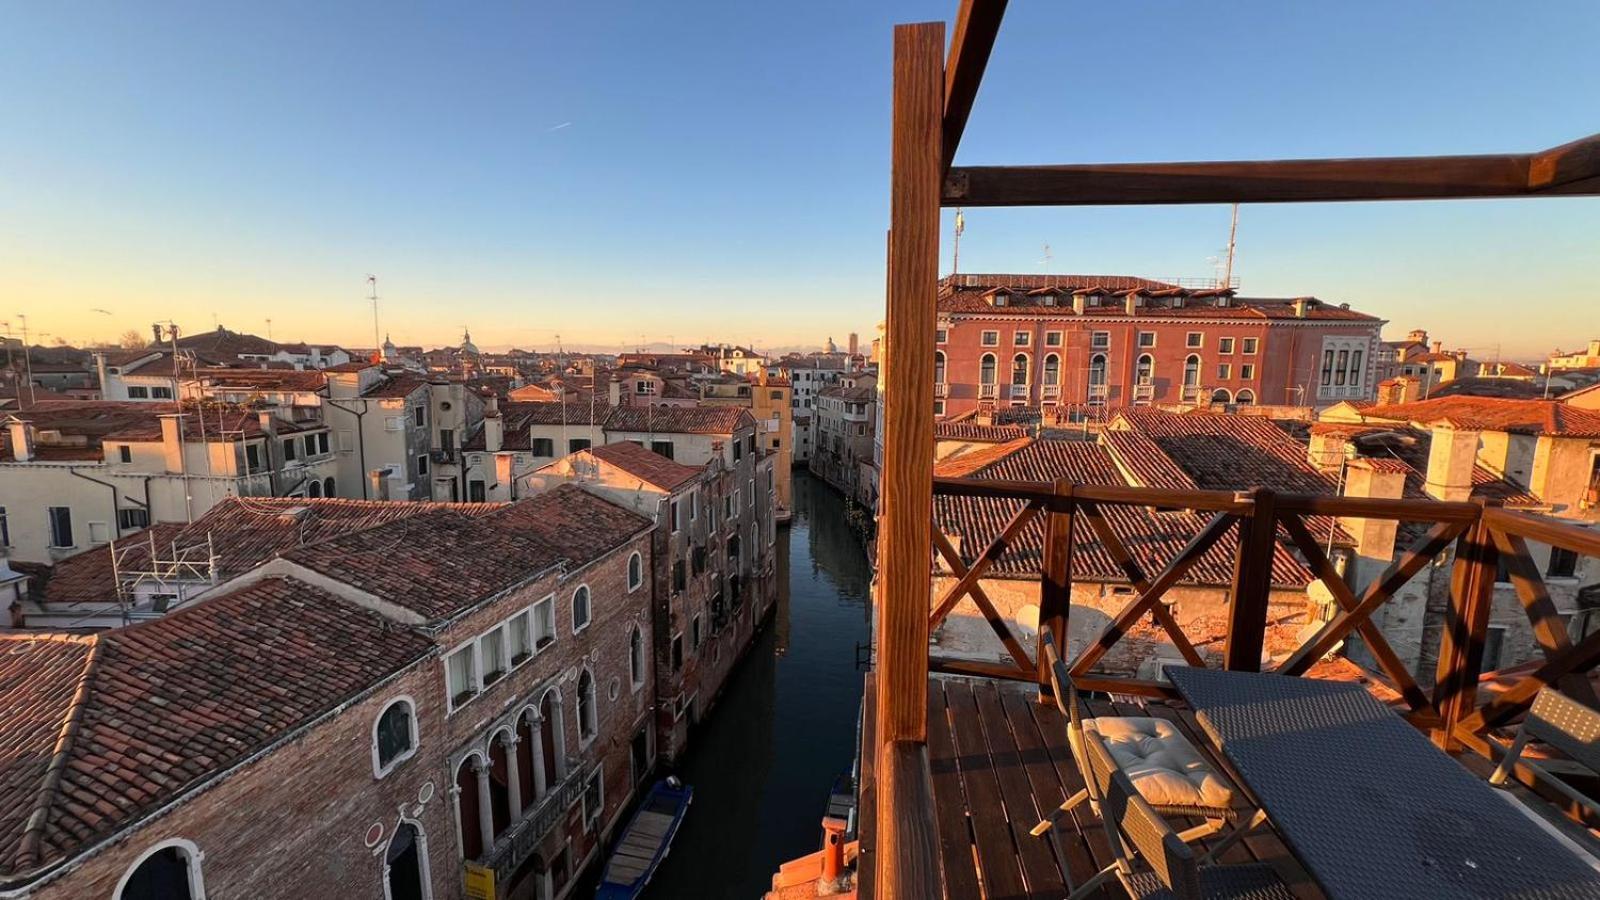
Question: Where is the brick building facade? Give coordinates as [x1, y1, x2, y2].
[933, 273, 1385, 419]
[0, 486, 657, 900]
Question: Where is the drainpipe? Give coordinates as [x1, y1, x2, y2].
[68, 469, 122, 541]
[326, 398, 370, 499]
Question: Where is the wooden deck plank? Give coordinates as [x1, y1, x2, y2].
[858, 675, 877, 900]
[972, 679, 1070, 896]
[926, 678, 984, 899]
[947, 678, 1030, 898]
[999, 685, 1102, 892]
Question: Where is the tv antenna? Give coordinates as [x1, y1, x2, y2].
[1221, 204, 1239, 289]
[1038, 242, 1053, 270]
[365, 275, 381, 353]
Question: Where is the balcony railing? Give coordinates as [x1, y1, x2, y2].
[933, 381, 948, 397]
[1040, 383, 1060, 399]
[1006, 383, 1028, 399]
[978, 383, 997, 399]
[479, 763, 587, 885]
[1087, 383, 1108, 401]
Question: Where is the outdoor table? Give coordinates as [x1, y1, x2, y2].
[1166, 666, 1600, 900]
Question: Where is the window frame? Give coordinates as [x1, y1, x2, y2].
[445, 644, 478, 713]
[113, 838, 206, 900]
[629, 625, 647, 692]
[1219, 337, 1235, 355]
[1242, 337, 1259, 355]
[571, 583, 592, 634]
[508, 609, 534, 666]
[1186, 332, 1203, 348]
[627, 551, 644, 591]
[577, 668, 599, 747]
[372, 696, 420, 778]
[582, 766, 605, 828]
[532, 594, 557, 651]
[1137, 331, 1156, 349]
[1013, 331, 1031, 347]
[1044, 330, 1063, 347]
[980, 330, 999, 347]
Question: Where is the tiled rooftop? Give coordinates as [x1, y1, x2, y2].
[285, 485, 652, 622]
[934, 421, 1030, 443]
[0, 578, 435, 878]
[586, 440, 703, 492]
[42, 498, 507, 606]
[1356, 396, 1600, 438]
[934, 438, 1311, 586]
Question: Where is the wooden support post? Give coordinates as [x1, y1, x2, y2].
[1224, 488, 1275, 671]
[876, 20, 944, 900]
[1434, 504, 1498, 751]
[1037, 478, 1074, 694]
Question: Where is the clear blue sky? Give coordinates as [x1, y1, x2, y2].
[3, 1, 1596, 358]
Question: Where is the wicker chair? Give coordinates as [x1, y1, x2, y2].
[1033, 633, 1265, 861]
[1072, 728, 1296, 900]
[1489, 687, 1600, 818]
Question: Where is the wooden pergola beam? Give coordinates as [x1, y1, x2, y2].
[943, 135, 1600, 207]
[940, 0, 1007, 173]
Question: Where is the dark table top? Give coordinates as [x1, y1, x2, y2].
[1166, 667, 1600, 900]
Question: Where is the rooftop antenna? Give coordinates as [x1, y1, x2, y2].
[365, 275, 381, 353]
[265, 318, 273, 341]
[1038, 242, 1053, 271]
[1221, 203, 1239, 289]
[15, 314, 35, 406]
[952, 208, 965, 275]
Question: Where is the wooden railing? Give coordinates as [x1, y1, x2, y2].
[928, 474, 1600, 762]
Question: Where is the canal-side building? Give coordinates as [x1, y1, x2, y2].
[524, 439, 781, 763]
[933, 273, 1385, 418]
[810, 374, 877, 506]
[0, 486, 658, 900]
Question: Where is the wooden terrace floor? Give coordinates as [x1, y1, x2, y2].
[857, 673, 1324, 900]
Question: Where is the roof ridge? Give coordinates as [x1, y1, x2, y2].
[13, 637, 102, 871]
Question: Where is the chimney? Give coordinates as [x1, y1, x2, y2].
[1306, 430, 1349, 471]
[1408, 329, 1428, 345]
[485, 394, 499, 415]
[483, 408, 504, 453]
[1431, 340, 1444, 355]
[1072, 292, 1086, 315]
[609, 377, 622, 407]
[257, 410, 277, 436]
[1424, 425, 1479, 502]
[494, 452, 517, 501]
[159, 414, 185, 474]
[7, 420, 36, 462]
[1340, 459, 1408, 589]
[369, 468, 388, 500]
[94, 352, 109, 397]
[975, 405, 995, 427]
[1124, 292, 1140, 317]
[1292, 298, 1312, 318]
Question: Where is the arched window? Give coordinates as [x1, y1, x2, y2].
[979, 353, 997, 385]
[515, 709, 537, 802]
[116, 840, 204, 900]
[1211, 388, 1232, 404]
[539, 689, 565, 782]
[488, 734, 511, 838]
[1136, 354, 1154, 384]
[1235, 389, 1256, 406]
[373, 697, 418, 777]
[626, 552, 643, 592]
[629, 626, 646, 691]
[933, 351, 946, 385]
[454, 757, 483, 860]
[1011, 353, 1029, 385]
[385, 822, 431, 900]
[571, 585, 591, 634]
[308, 480, 322, 498]
[1183, 354, 1201, 387]
[324, 476, 335, 497]
[727, 534, 741, 566]
[1088, 354, 1107, 387]
[1043, 354, 1060, 386]
[577, 669, 598, 744]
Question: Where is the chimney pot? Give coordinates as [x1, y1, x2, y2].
[7, 420, 36, 462]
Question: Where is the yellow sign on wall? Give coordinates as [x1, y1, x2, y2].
[464, 863, 496, 900]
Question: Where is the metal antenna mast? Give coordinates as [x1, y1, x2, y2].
[366, 275, 381, 353]
[15, 314, 35, 406]
[952, 208, 965, 274]
[1222, 203, 1239, 289]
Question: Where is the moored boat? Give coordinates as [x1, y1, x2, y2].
[595, 777, 692, 899]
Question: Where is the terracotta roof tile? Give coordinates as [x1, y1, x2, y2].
[585, 441, 703, 492]
[0, 578, 433, 878]
[42, 499, 506, 606]
[1361, 397, 1600, 437]
[285, 485, 651, 621]
[935, 439, 1310, 587]
[934, 422, 1029, 443]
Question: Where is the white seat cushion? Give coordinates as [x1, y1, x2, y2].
[1083, 716, 1235, 811]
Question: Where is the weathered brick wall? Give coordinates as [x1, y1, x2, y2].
[932, 576, 1309, 673]
[432, 528, 656, 897]
[32, 660, 460, 900]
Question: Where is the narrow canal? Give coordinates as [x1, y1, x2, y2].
[645, 471, 872, 898]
